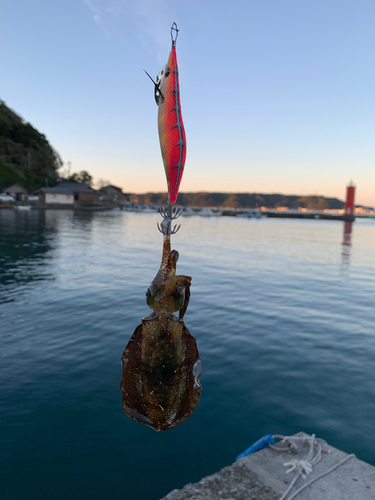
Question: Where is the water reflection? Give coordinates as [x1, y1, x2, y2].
[121, 232, 202, 431]
[0, 210, 57, 298]
[71, 210, 96, 230]
[341, 221, 353, 266]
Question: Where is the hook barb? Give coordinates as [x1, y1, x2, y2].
[171, 224, 181, 235]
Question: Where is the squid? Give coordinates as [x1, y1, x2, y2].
[121, 225, 201, 431]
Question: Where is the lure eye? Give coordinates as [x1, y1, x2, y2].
[156, 65, 167, 83]
[165, 68, 170, 78]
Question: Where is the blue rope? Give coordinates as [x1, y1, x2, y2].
[236, 434, 275, 461]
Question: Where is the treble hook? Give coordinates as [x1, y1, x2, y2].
[171, 22, 179, 47]
[157, 221, 181, 235]
[157, 204, 182, 235]
[159, 205, 182, 220]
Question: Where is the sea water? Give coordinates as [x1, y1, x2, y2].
[1, 209, 374, 500]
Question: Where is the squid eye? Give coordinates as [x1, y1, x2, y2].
[165, 68, 170, 78]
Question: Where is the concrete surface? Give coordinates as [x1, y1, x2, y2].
[161, 460, 279, 500]
[161, 432, 375, 500]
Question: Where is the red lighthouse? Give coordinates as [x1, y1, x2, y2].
[344, 181, 355, 221]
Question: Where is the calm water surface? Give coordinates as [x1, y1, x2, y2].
[1, 209, 374, 500]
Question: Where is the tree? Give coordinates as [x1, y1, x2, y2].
[97, 178, 110, 189]
[0, 100, 63, 190]
[69, 170, 93, 185]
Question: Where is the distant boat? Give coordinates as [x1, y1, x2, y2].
[182, 207, 195, 216]
[182, 207, 222, 217]
[235, 209, 262, 219]
[123, 204, 151, 213]
[200, 208, 221, 217]
[15, 205, 31, 210]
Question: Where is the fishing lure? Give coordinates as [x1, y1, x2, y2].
[146, 23, 186, 204]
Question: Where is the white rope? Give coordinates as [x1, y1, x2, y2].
[273, 434, 355, 500]
[285, 454, 355, 500]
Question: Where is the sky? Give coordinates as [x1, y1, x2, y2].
[1, 0, 374, 206]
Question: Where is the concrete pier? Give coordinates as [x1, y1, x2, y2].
[161, 432, 375, 500]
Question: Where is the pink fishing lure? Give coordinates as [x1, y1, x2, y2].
[151, 24, 186, 205]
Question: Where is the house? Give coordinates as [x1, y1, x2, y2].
[36, 186, 75, 205]
[0, 183, 28, 201]
[35, 183, 102, 207]
[0, 193, 15, 206]
[100, 184, 123, 195]
[100, 184, 129, 205]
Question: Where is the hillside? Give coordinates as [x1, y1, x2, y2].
[0, 100, 62, 190]
[129, 192, 345, 210]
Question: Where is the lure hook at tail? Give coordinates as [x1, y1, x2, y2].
[157, 205, 182, 235]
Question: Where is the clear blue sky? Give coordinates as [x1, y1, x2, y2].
[1, 0, 374, 206]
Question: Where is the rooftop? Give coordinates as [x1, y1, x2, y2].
[35, 183, 98, 195]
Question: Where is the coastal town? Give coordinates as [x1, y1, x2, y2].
[0, 180, 374, 220]
[0, 180, 128, 211]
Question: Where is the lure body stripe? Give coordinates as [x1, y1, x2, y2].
[157, 46, 186, 204]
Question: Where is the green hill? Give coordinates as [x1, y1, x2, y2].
[0, 100, 62, 190]
[129, 192, 345, 210]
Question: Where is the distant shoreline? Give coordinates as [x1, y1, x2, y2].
[128, 191, 373, 211]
